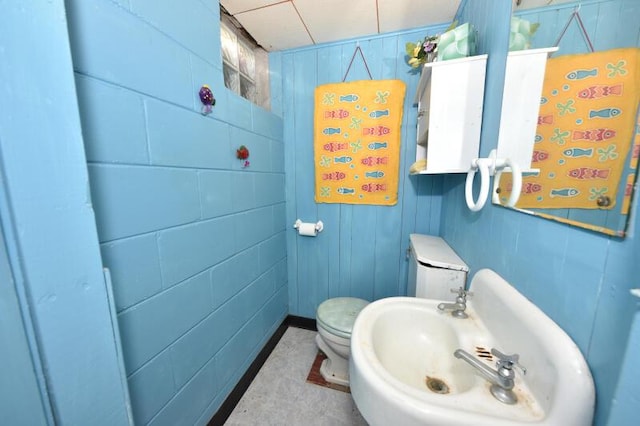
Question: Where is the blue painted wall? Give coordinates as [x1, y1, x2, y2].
[521, 0, 640, 52]
[442, 1, 640, 425]
[0, 220, 50, 424]
[65, 0, 287, 424]
[0, 1, 130, 424]
[271, 25, 450, 318]
[4, 0, 639, 424]
[607, 310, 640, 424]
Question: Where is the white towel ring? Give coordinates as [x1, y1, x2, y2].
[503, 158, 522, 207]
[492, 159, 523, 208]
[465, 159, 490, 212]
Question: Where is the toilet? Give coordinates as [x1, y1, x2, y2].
[315, 233, 469, 386]
[315, 297, 369, 386]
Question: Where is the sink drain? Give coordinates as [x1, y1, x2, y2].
[425, 376, 450, 394]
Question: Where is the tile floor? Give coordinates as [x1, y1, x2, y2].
[224, 327, 368, 425]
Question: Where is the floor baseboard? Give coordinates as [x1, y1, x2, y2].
[286, 315, 317, 331]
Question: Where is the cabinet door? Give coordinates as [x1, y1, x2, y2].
[413, 55, 487, 174]
[417, 76, 432, 146]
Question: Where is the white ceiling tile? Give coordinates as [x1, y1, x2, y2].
[220, 0, 285, 15]
[293, 0, 378, 44]
[513, 0, 574, 10]
[234, 2, 313, 51]
[377, 0, 460, 33]
[225, 0, 464, 52]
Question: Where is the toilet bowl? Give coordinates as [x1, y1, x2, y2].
[315, 297, 369, 386]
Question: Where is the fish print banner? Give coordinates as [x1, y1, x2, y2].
[621, 113, 640, 215]
[313, 80, 406, 205]
[499, 48, 640, 209]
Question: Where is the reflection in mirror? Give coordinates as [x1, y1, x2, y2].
[494, 0, 640, 237]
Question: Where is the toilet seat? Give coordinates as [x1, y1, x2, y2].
[316, 297, 369, 339]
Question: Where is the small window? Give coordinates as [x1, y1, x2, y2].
[220, 13, 270, 110]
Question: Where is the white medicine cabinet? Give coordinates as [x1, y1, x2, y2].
[412, 55, 488, 174]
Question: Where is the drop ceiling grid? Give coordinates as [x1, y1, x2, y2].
[293, 0, 379, 45]
[222, 0, 464, 51]
[377, 0, 461, 34]
[233, 2, 313, 51]
[221, 0, 285, 15]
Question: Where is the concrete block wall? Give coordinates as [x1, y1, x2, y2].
[66, 1, 287, 424]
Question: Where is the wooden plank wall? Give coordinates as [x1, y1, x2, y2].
[441, 1, 640, 424]
[272, 25, 450, 318]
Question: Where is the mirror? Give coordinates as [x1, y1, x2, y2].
[493, 0, 640, 237]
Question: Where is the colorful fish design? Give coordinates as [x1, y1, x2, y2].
[362, 126, 391, 136]
[369, 109, 390, 119]
[626, 182, 634, 196]
[322, 171, 346, 180]
[531, 150, 549, 162]
[361, 183, 387, 193]
[566, 69, 598, 80]
[550, 188, 580, 197]
[368, 142, 388, 150]
[337, 187, 355, 195]
[577, 84, 623, 99]
[324, 109, 350, 119]
[522, 182, 542, 194]
[567, 167, 610, 180]
[563, 148, 594, 158]
[361, 156, 388, 166]
[333, 156, 352, 164]
[323, 127, 341, 135]
[339, 94, 359, 102]
[572, 128, 616, 142]
[323, 142, 349, 152]
[537, 115, 554, 125]
[589, 108, 621, 119]
[365, 171, 384, 179]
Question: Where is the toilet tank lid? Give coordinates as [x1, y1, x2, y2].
[410, 234, 469, 272]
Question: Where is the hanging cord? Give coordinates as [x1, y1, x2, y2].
[553, 5, 595, 53]
[342, 45, 373, 82]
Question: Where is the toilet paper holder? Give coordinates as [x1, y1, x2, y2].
[293, 219, 324, 235]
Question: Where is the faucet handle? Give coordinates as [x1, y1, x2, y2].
[491, 349, 527, 375]
[450, 287, 473, 299]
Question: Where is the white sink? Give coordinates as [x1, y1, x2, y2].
[349, 269, 595, 426]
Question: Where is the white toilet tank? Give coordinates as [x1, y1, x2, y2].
[408, 234, 469, 300]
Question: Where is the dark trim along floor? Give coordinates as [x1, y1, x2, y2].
[207, 315, 317, 426]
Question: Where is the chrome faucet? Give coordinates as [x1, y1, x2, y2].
[437, 287, 472, 318]
[454, 348, 526, 404]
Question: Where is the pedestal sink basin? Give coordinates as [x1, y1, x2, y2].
[349, 269, 595, 426]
